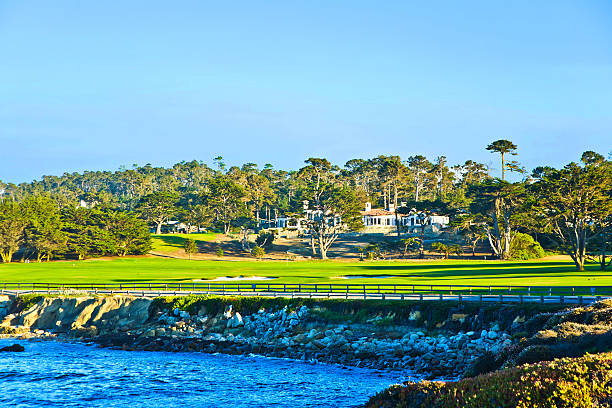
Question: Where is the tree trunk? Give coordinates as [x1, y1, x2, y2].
[156, 222, 162, 235]
[0, 250, 12, 263]
[310, 235, 317, 256]
[318, 238, 327, 260]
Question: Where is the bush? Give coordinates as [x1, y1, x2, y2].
[183, 238, 197, 259]
[252, 246, 265, 259]
[366, 352, 612, 408]
[215, 248, 224, 257]
[255, 232, 275, 249]
[510, 233, 545, 260]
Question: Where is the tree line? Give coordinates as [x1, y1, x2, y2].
[0, 195, 150, 262]
[0, 141, 610, 269]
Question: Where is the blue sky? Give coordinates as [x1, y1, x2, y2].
[1, 1, 611, 183]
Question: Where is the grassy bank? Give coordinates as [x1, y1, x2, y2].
[0, 257, 608, 287]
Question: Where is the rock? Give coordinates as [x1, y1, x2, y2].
[224, 305, 234, 319]
[144, 329, 156, 337]
[480, 330, 488, 339]
[487, 331, 498, 340]
[227, 313, 244, 328]
[173, 308, 180, 316]
[0, 344, 24, 352]
[179, 310, 190, 320]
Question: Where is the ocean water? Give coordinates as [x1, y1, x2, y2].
[0, 339, 406, 408]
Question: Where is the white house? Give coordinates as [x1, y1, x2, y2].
[361, 202, 449, 233]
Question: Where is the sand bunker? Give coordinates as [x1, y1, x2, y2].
[194, 276, 277, 282]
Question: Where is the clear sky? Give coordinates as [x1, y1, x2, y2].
[1, 1, 611, 183]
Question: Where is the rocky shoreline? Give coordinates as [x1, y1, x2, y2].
[0, 294, 563, 379]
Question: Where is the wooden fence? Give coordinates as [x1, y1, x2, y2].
[1, 282, 611, 304]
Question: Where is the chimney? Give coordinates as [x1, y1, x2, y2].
[365, 202, 371, 212]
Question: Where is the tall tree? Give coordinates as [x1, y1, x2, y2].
[298, 158, 362, 259]
[531, 159, 612, 271]
[202, 176, 248, 234]
[0, 199, 26, 263]
[486, 139, 518, 181]
[22, 195, 67, 262]
[468, 180, 526, 260]
[136, 191, 179, 234]
[406, 155, 432, 202]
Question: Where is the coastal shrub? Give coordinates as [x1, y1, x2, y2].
[366, 352, 612, 408]
[514, 345, 554, 365]
[12, 294, 45, 313]
[473, 300, 612, 376]
[462, 351, 503, 378]
[509, 233, 545, 260]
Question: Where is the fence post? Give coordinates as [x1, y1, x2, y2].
[419, 293, 423, 301]
[560, 295, 564, 303]
[519, 294, 523, 304]
[578, 296, 583, 305]
[540, 295, 544, 304]
[498, 294, 503, 303]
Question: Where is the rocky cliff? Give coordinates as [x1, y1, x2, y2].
[0, 294, 568, 379]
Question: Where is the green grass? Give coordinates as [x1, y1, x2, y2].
[150, 233, 219, 253]
[0, 257, 610, 287]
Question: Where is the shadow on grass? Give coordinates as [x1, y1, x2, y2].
[343, 262, 610, 280]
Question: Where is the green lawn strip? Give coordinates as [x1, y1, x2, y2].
[151, 233, 219, 253]
[0, 258, 609, 289]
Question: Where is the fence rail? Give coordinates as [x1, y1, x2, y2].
[1, 282, 611, 304]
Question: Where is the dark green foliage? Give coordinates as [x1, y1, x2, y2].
[255, 231, 275, 249]
[61, 207, 151, 258]
[509, 232, 545, 260]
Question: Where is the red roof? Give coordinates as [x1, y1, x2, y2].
[360, 209, 394, 216]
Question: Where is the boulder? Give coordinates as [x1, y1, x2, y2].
[0, 344, 24, 352]
[227, 313, 244, 328]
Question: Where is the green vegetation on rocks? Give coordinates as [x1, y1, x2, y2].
[366, 352, 612, 408]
